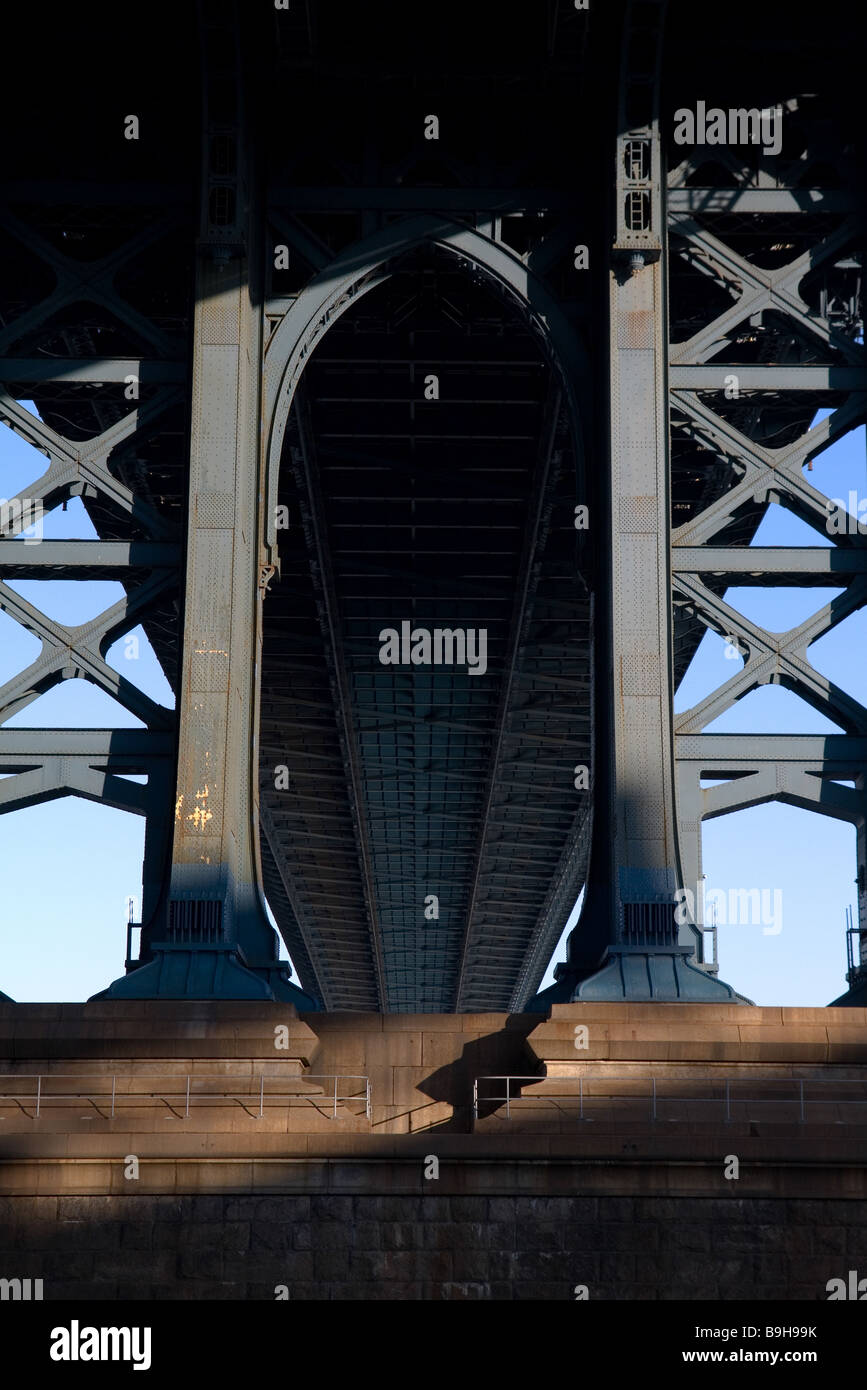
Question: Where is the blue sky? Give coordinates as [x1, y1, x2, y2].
[1, 403, 865, 1005]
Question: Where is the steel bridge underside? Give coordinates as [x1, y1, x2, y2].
[0, 0, 864, 1011]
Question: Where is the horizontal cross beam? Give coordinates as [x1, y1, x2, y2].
[671, 366, 867, 391]
[668, 188, 854, 214]
[0, 728, 173, 761]
[676, 733, 867, 770]
[672, 546, 867, 581]
[270, 187, 578, 211]
[0, 359, 187, 385]
[0, 541, 181, 576]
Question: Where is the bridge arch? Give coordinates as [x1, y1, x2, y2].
[256, 220, 596, 1009]
[263, 216, 592, 557]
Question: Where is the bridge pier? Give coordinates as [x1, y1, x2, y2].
[1, 998, 865, 1300]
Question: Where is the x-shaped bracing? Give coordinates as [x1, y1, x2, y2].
[670, 213, 867, 369]
[674, 571, 867, 736]
[0, 567, 175, 730]
[670, 186, 867, 843]
[0, 207, 181, 362]
[671, 388, 867, 547]
[0, 389, 179, 541]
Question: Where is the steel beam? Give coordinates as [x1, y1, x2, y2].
[96, 0, 314, 1006]
[672, 547, 867, 580]
[0, 542, 180, 575]
[539, 0, 743, 1005]
[0, 729, 173, 760]
[455, 382, 564, 1007]
[288, 394, 387, 1008]
[0, 359, 187, 385]
[270, 187, 578, 212]
[671, 366, 867, 391]
[676, 734, 867, 769]
[668, 188, 854, 214]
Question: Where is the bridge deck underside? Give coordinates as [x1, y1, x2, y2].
[260, 250, 592, 1012]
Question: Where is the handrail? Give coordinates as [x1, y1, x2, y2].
[472, 1073, 867, 1123]
[0, 1072, 371, 1122]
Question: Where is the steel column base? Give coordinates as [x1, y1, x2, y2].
[246, 963, 320, 1010]
[573, 948, 753, 1002]
[91, 943, 315, 1006]
[528, 946, 752, 1007]
[828, 975, 867, 1008]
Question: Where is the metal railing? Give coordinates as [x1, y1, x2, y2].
[473, 1073, 867, 1124]
[0, 1073, 371, 1122]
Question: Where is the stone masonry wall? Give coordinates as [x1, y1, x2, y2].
[1, 1193, 864, 1300]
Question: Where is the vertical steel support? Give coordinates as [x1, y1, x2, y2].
[555, 0, 744, 1002]
[99, 1, 312, 1003]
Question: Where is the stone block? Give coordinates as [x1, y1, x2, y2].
[119, 1223, 153, 1250]
[354, 1196, 422, 1222]
[846, 1227, 867, 1255]
[311, 1196, 353, 1222]
[420, 1032, 473, 1068]
[447, 1197, 488, 1221]
[511, 1280, 570, 1301]
[57, 1195, 119, 1223]
[178, 1250, 224, 1281]
[450, 1251, 490, 1282]
[381, 1222, 424, 1251]
[364, 1033, 422, 1069]
[487, 1197, 517, 1222]
[599, 1252, 634, 1283]
[515, 1219, 564, 1251]
[661, 1224, 711, 1253]
[225, 1251, 313, 1282]
[437, 1280, 491, 1299]
[391, 1066, 435, 1107]
[43, 1251, 95, 1280]
[310, 1222, 352, 1251]
[51, 1280, 116, 1300]
[480, 1222, 517, 1251]
[250, 1221, 291, 1253]
[190, 1196, 225, 1221]
[314, 1249, 349, 1281]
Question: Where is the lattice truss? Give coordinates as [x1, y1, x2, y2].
[0, 198, 188, 914]
[666, 97, 867, 954]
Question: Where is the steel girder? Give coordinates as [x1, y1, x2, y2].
[664, 92, 866, 997]
[535, 0, 741, 1004]
[0, 195, 186, 997]
[97, 0, 314, 1005]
